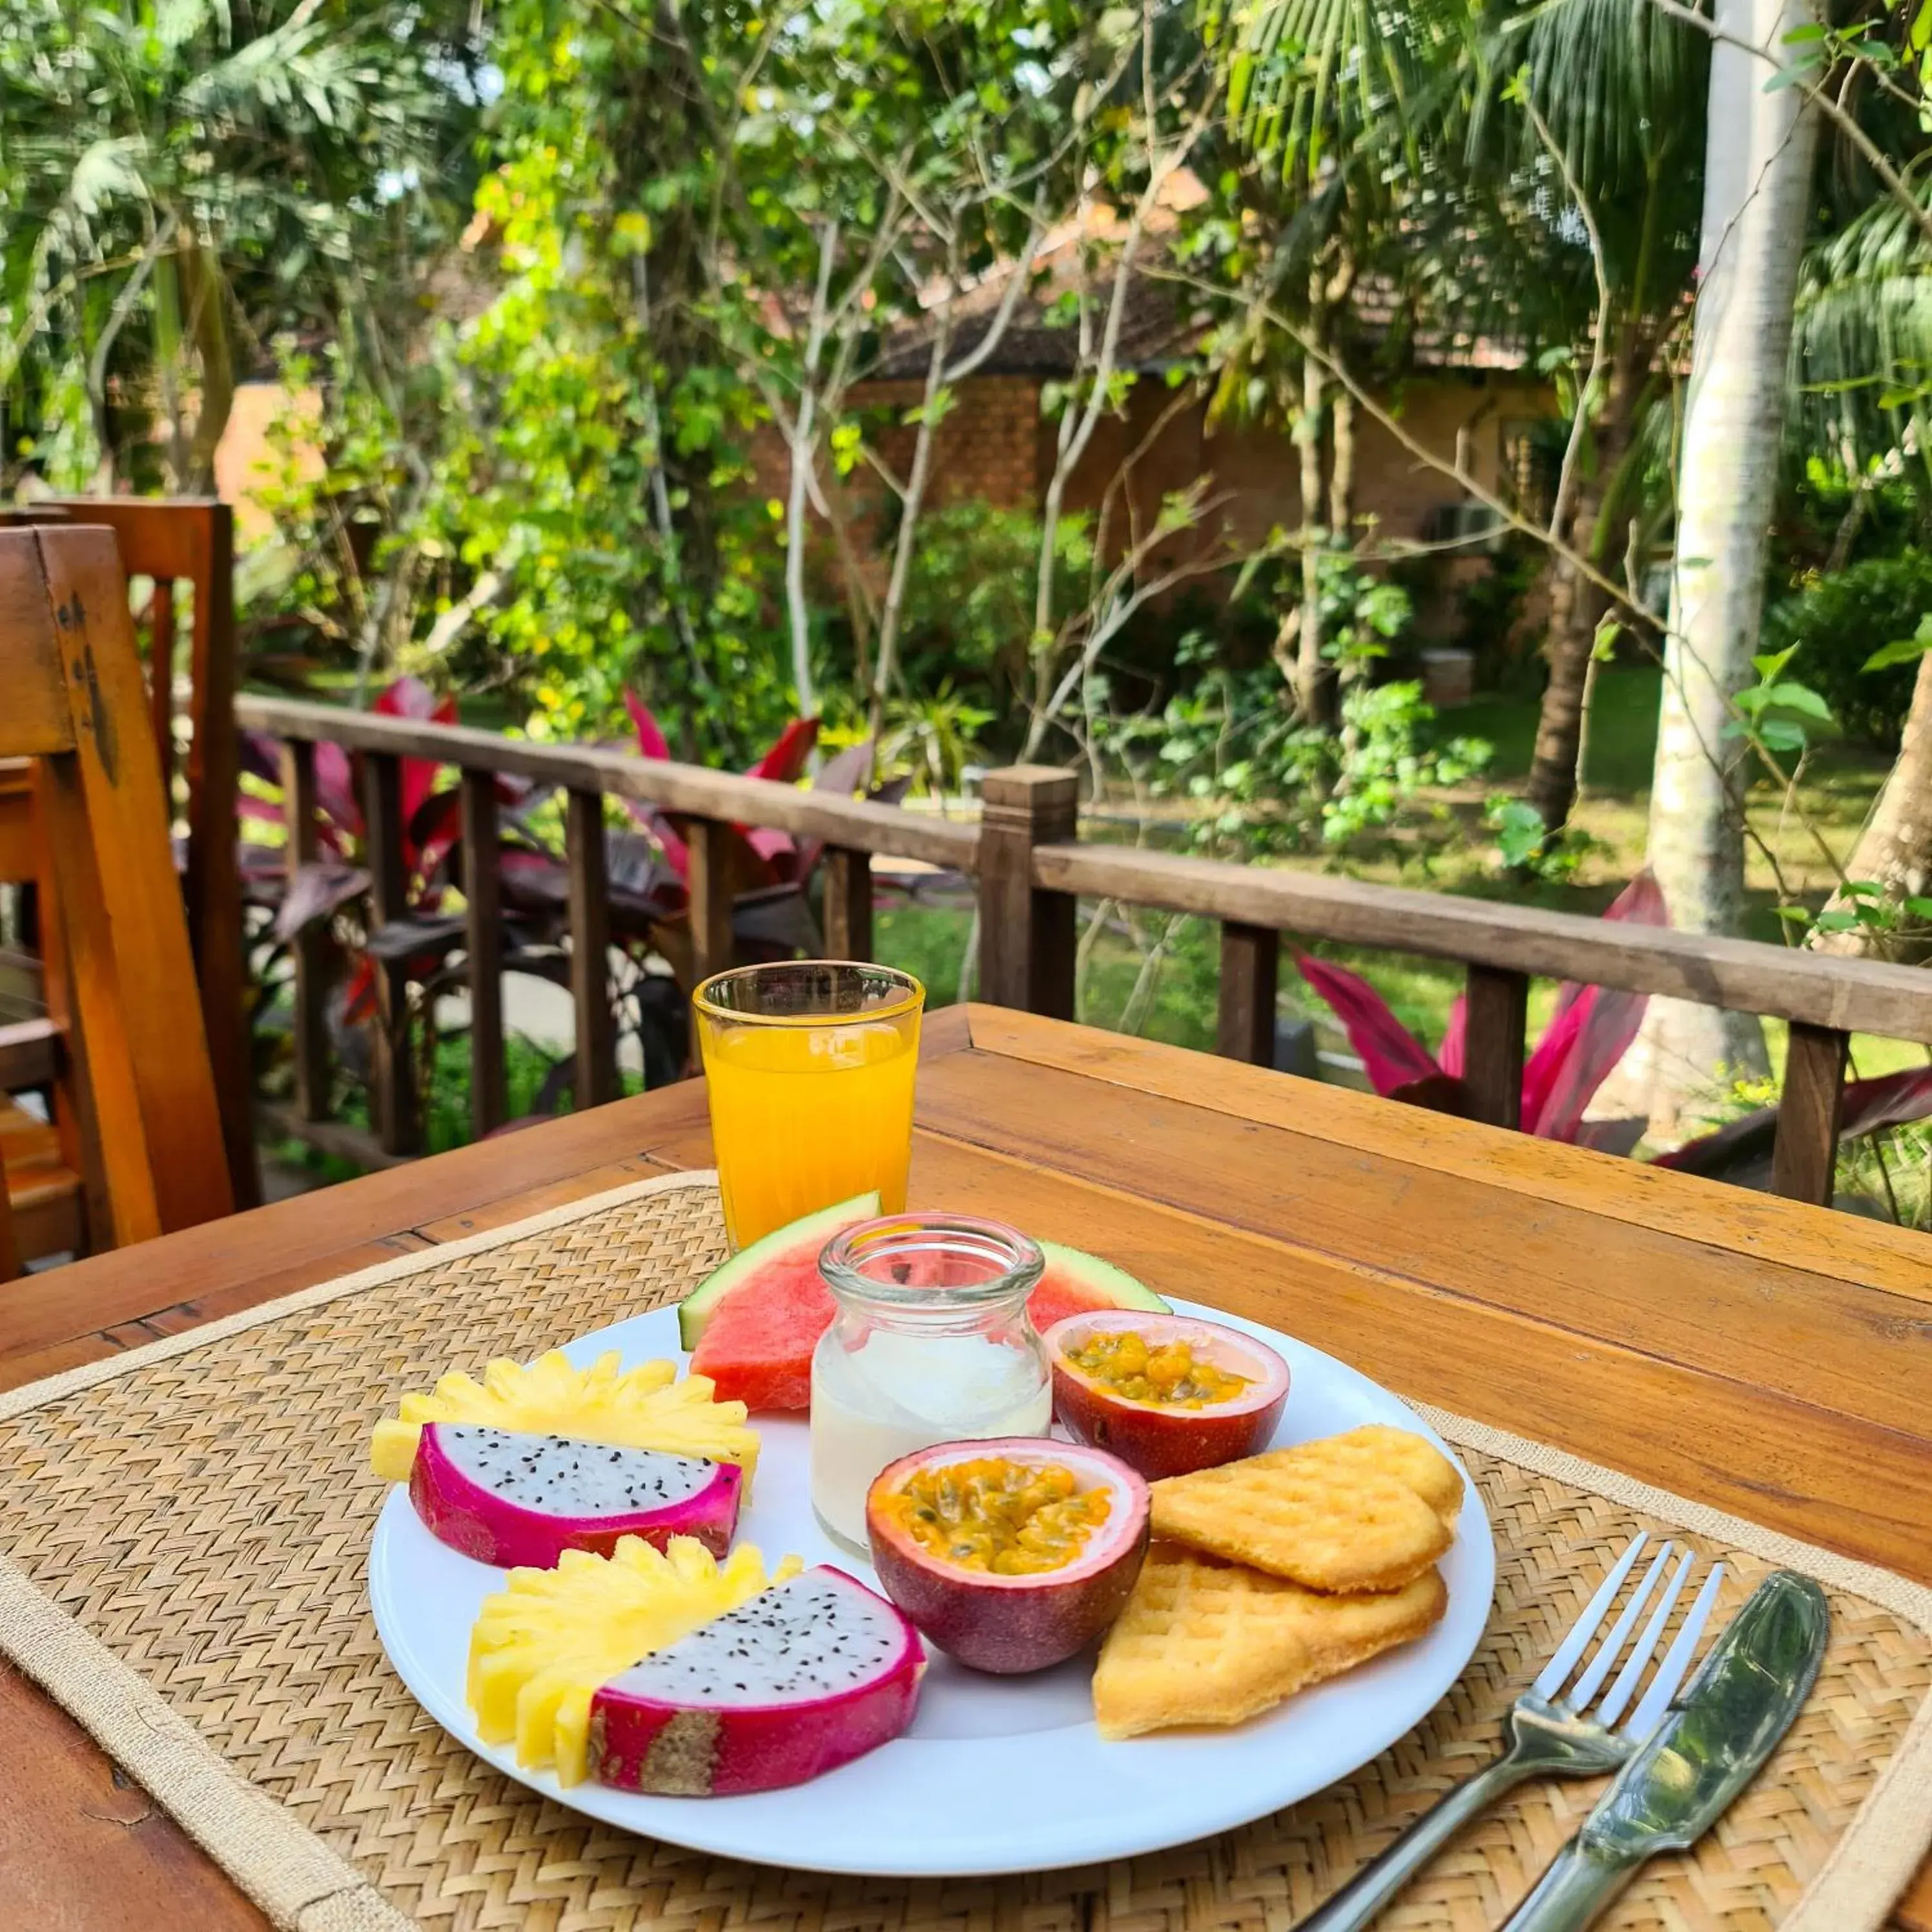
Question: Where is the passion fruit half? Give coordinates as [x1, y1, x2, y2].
[1044, 1310, 1290, 1480]
[865, 1438, 1149, 1674]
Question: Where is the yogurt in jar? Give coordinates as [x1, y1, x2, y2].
[810, 1326, 1052, 1554]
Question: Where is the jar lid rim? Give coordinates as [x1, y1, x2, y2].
[819, 1213, 1045, 1311]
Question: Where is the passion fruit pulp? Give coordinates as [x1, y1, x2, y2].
[1045, 1310, 1290, 1480]
[865, 1438, 1149, 1674]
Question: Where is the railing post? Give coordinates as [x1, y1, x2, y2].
[1773, 1022, 1848, 1205]
[185, 502, 256, 1206]
[1463, 963, 1528, 1129]
[361, 750, 420, 1155]
[687, 817, 735, 988]
[823, 846, 872, 962]
[145, 580, 176, 776]
[460, 770, 506, 1134]
[978, 766, 1078, 1020]
[567, 788, 619, 1109]
[1217, 922, 1279, 1065]
[282, 739, 331, 1123]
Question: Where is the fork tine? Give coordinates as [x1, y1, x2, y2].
[1532, 1534, 1648, 1700]
[1568, 1540, 1675, 1708]
[1625, 1559, 1727, 1741]
[1594, 1548, 1695, 1727]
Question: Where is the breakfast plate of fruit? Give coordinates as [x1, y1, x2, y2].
[366, 1201, 1495, 1876]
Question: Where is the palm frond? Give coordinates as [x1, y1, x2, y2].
[1516, 0, 1708, 198]
[1791, 179, 1932, 467]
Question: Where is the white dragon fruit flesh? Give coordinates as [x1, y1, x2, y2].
[588, 1566, 924, 1794]
[411, 1423, 743, 1568]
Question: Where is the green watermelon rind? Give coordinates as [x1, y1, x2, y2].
[1036, 1240, 1171, 1313]
[677, 1191, 881, 1352]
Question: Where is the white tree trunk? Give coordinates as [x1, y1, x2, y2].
[783, 221, 841, 722]
[1813, 645, 1932, 956]
[1627, 0, 1818, 1139]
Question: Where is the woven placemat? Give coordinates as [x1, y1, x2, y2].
[0, 1169, 1926, 1932]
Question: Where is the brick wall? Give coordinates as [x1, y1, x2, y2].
[1056, 371, 1554, 548]
[748, 367, 1553, 550]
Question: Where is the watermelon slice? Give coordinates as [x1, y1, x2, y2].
[681, 1193, 881, 1412]
[1032, 1241, 1168, 1331]
[681, 1212, 1169, 1413]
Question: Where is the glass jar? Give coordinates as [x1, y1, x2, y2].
[809, 1213, 1051, 1557]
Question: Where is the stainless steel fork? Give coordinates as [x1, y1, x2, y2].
[1295, 1533, 1726, 1932]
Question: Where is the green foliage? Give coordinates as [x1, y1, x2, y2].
[1726, 642, 1837, 756]
[1778, 877, 1932, 945]
[0, 0, 478, 490]
[883, 504, 1084, 714]
[821, 683, 995, 796]
[876, 688, 997, 796]
[401, 3, 792, 758]
[1323, 678, 1491, 843]
[1760, 552, 1932, 748]
[1485, 796, 1610, 881]
[1094, 562, 1490, 855]
[1450, 537, 1547, 689]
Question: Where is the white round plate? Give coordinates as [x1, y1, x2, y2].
[369, 1297, 1494, 1876]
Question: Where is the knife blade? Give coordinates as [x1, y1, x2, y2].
[1498, 1568, 1829, 1932]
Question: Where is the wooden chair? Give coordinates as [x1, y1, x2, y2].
[0, 526, 234, 1279]
[1, 755, 92, 1269]
[0, 498, 256, 1206]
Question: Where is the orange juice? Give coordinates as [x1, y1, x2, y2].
[694, 967, 923, 1248]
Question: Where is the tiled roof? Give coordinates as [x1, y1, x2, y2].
[870, 190, 1530, 383]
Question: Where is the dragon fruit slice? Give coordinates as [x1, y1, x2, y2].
[411, 1423, 744, 1567]
[588, 1566, 924, 1794]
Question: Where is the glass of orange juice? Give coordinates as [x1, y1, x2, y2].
[692, 961, 925, 1249]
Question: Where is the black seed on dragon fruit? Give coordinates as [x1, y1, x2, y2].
[588, 1567, 925, 1794]
[408, 1422, 743, 1568]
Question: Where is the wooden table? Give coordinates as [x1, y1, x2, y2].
[3, 1006, 1928, 1931]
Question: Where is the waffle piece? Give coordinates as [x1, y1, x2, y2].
[1148, 1428, 1459, 1591]
[1289, 1426, 1464, 1527]
[1093, 1544, 1447, 1739]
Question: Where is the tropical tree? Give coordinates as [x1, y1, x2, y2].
[1789, 148, 1932, 956]
[1629, 0, 1818, 1129]
[402, 0, 786, 757]
[1503, 0, 1710, 838]
[1811, 644, 1932, 956]
[1208, 0, 1480, 724]
[0, 0, 478, 492]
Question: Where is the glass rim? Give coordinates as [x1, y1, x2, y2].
[818, 1212, 1045, 1312]
[691, 960, 925, 1027]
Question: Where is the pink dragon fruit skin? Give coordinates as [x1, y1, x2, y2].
[409, 1422, 743, 1568]
[588, 1567, 925, 1795]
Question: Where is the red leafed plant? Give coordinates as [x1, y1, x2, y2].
[1293, 872, 1669, 1147]
[1291, 870, 1932, 1183]
[241, 676, 472, 1023]
[242, 681, 914, 1105]
[620, 690, 827, 889]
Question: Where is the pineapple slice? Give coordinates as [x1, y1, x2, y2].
[370, 1349, 758, 1487]
[468, 1534, 802, 1783]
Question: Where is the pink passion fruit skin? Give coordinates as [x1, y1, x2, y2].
[865, 1437, 1150, 1674]
[1043, 1310, 1290, 1481]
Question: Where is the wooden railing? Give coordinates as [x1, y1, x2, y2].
[236, 696, 1932, 1207]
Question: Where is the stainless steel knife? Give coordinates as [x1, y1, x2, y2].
[1497, 1568, 1829, 1932]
